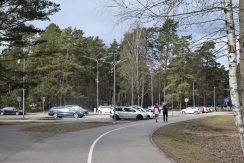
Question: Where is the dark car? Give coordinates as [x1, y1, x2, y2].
[0, 107, 23, 115]
[48, 105, 86, 118]
[64, 105, 88, 115]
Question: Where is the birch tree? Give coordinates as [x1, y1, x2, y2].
[240, 0, 244, 107]
[224, 0, 243, 154]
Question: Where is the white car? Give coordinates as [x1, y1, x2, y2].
[97, 106, 113, 114]
[180, 107, 200, 114]
[131, 105, 154, 119]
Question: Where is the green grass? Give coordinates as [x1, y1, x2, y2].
[24, 122, 113, 133]
[153, 115, 237, 163]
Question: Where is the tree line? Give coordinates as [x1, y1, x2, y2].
[0, 21, 229, 111]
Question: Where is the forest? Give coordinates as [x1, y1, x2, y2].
[0, 21, 230, 111]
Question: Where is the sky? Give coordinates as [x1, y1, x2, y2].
[33, 0, 228, 68]
[34, 0, 129, 45]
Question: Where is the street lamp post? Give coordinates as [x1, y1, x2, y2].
[171, 94, 173, 116]
[111, 59, 127, 106]
[82, 56, 101, 111]
[17, 58, 25, 118]
[22, 58, 26, 118]
[193, 80, 195, 108]
[42, 97, 46, 115]
[17, 96, 21, 110]
[103, 54, 127, 120]
[214, 86, 216, 112]
[82, 56, 110, 111]
[113, 53, 116, 108]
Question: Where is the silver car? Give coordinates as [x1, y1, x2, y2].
[110, 106, 149, 120]
[131, 105, 155, 119]
[97, 106, 113, 114]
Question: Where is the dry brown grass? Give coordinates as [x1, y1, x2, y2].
[153, 115, 244, 163]
[24, 122, 113, 133]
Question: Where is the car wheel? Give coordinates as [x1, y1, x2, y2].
[79, 114, 84, 118]
[98, 110, 102, 114]
[115, 114, 120, 120]
[74, 113, 79, 118]
[194, 111, 198, 114]
[182, 111, 185, 114]
[136, 114, 143, 120]
[53, 113, 58, 118]
[16, 112, 19, 115]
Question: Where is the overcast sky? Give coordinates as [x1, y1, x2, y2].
[34, 0, 128, 45]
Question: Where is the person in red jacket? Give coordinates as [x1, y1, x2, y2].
[153, 102, 160, 123]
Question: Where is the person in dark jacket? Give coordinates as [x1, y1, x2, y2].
[162, 103, 168, 122]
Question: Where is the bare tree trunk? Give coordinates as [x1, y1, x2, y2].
[240, 0, 244, 107]
[224, 0, 244, 154]
[163, 80, 166, 102]
[136, 33, 140, 106]
[150, 71, 154, 106]
[131, 75, 134, 105]
[141, 79, 145, 107]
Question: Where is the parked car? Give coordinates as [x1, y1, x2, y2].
[48, 105, 86, 118]
[0, 107, 24, 115]
[65, 105, 88, 115]
[147, 106, 154, 112]
[131, 105, 154, 119]
[198, 106, 213, 113]
[198, 106, 205, 113]
[110, 106, 149, 120]
[29, 103, 37, 108]
[180, 107, 200, 114]
[208, 107, 215, 112]
[97, 106, 113, 114]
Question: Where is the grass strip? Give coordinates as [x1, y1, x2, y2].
[153, 115, 244, 163]
[0, 121, 33, 125]
[24, 122, 113, 133]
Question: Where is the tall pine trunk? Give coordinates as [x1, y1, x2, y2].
[224, 0, 244, 154]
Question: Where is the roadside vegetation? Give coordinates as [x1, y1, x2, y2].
[24, 122, 113, 133]
[153, 115, 244, 163]
[0, 121, 32, 125]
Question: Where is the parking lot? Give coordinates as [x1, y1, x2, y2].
[0, 111, 182, 123]
[0, 112, 113, 123]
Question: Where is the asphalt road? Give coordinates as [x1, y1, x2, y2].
[0, 112, 230, 163]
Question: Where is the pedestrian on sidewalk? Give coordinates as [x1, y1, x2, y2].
[153, 102, 160, 123]
[162, 103, 168, 122]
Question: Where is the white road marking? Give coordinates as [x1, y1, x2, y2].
[87, 122, 145, 163]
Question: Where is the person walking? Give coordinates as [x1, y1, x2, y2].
[153, 102, 160, 123]
[162, 103, 168, 122]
